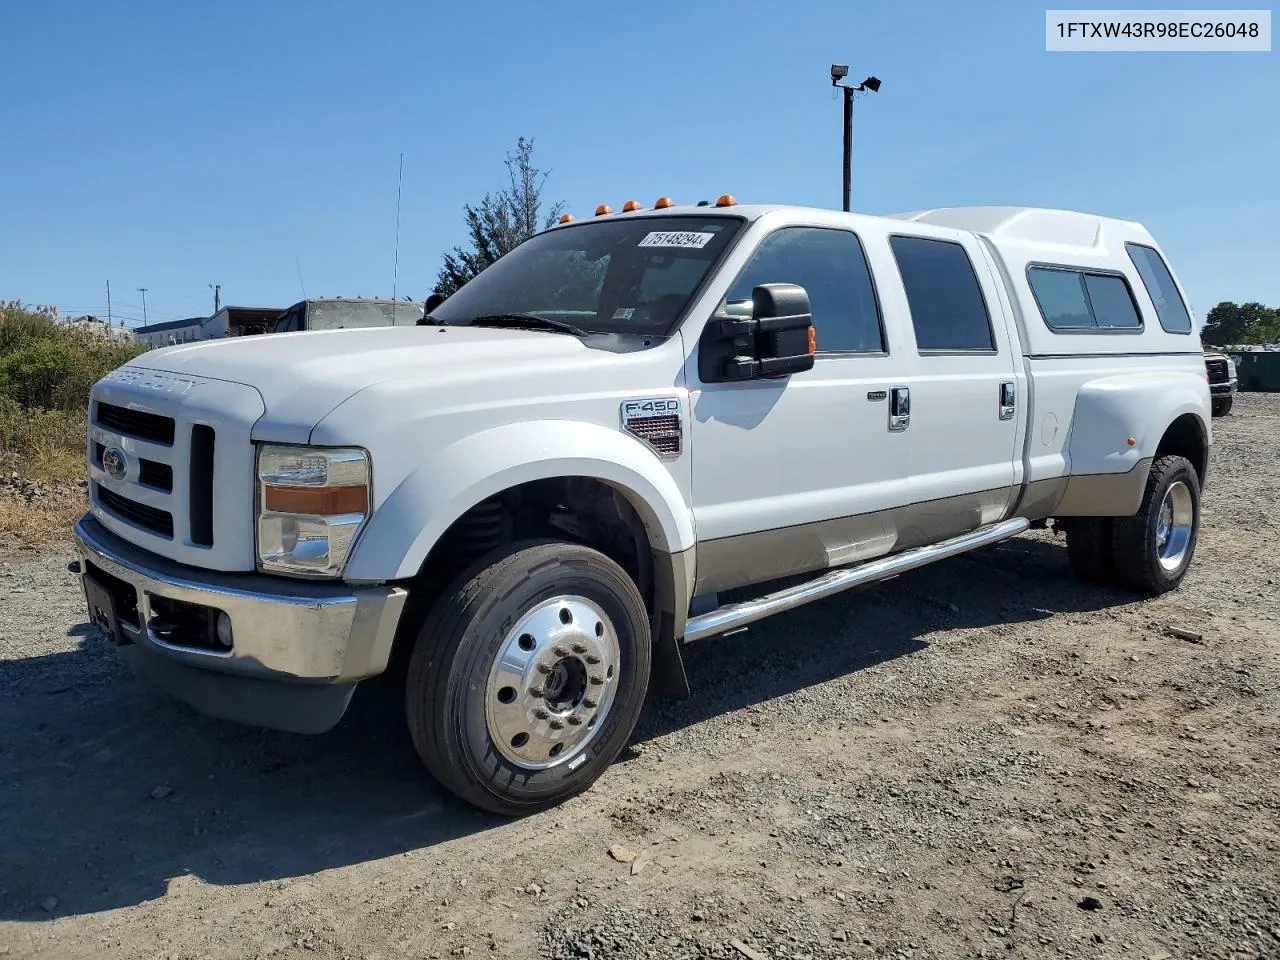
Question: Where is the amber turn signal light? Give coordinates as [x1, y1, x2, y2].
[807, 326, 817, 354]
[263, 484, 369, 516]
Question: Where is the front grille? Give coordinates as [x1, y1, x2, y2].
[188, 424, 216, 547]
[92, 442, 173, 492]
[95, 484, 174, 539]
[1206, 359, 1229, 383]
[139, 459, 173, 491]
[94, 402, 175, 446]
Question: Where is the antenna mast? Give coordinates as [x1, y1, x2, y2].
[392, 152, 404, 302]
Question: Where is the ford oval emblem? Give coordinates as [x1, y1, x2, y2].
[101, 446, 127, 481]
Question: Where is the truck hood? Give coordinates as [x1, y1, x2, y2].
[126, 326, 591, 443]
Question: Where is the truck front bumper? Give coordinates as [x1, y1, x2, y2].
[73, 513, 408, 733]
[1210, 378, 1238, 397]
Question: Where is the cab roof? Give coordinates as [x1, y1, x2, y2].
[555, 202, 1156, 253]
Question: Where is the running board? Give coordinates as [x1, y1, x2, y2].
[682, 517, 1030, 644]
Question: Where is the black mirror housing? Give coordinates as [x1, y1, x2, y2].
[700, 283, 815, 383]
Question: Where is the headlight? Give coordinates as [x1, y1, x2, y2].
[1226, 357, 1237, 378]
[256, 444, 371, 578]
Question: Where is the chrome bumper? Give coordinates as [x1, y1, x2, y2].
[1210, 378, 1238, 396]
[73, 513, 407, 683]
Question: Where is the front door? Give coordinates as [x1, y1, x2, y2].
[687, 224, 915, 595]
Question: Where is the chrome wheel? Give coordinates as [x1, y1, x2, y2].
[1155, 480, 1194, 572]
[484, 595, 620, 771]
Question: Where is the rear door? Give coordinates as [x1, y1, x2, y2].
[882, 230, 1023, 535]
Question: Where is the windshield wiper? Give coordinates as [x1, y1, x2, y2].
[468, 313, 587, 336]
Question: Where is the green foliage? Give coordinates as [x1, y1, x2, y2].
[1202, 301, 1280, 347]
[0, 301, 142, 412]
[434, 137, 566, 297]
[0, 301, 144, 477]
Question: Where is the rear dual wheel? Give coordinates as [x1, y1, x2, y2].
[1064, 455, 1200, 595]
[404, 540, 651, 816]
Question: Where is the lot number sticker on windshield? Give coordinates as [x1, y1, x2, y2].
[638, 231, 714, 249]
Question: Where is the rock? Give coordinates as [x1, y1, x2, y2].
[1163, 625, 1204, 644]
[607, 844, 637, 863]
[994, 876, 1024, 893]
[1078, 896, 1104, 911]
[691, 909, 705, 921]
[730, 939, 769, 960]
[149, 784, 174, 800]
[832, 930, 848, 942]
[524, 883, 542, 896]
[630, 853, 650, 876]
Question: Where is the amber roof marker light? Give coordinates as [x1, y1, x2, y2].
[558, 213, 575, 224]
[595, 203, 613, 216]
[654, 196, 675, 209]
[622, 200, 643, 212]
[715, 194, 737, 207]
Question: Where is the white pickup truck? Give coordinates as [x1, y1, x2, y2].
[73, 199, 1212, 815]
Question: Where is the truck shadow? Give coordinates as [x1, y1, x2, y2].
[0, 534, 1137, 920]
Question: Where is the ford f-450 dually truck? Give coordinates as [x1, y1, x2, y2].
[73, 198, 1211, 814]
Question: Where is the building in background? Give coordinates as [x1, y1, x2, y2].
[57, 314, 135, 342]
[133, 297, 423, 348]
[134, 305, 284, 348]
[267, 297, 423, 333]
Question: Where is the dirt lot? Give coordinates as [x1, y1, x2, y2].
[1, 395, 1277, 960]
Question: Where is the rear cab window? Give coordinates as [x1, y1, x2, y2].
[1125, 243, 1193, 333]
[888, 235, 995, 352]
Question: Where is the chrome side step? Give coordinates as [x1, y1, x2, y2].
[682, 517, 1029, 644]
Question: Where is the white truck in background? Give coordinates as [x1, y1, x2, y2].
[73, 198, 1211, 815]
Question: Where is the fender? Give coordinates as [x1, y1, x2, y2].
[343, 419, 696, 582]
[1055, 370, 1210, 517]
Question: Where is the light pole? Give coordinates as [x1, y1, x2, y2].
[137, 287, 149, 326]
[830, 66, 881, 212]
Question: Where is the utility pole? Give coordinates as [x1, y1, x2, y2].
[209, 284, 221, 313]
[137, 287, 149, 326]
[829, 67, 881, 212]
[106, 280, 113, 328]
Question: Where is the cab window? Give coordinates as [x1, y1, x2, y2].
[727, 227, 884, 353]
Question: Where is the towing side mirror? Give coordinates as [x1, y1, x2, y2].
[698, 283, 816, 383]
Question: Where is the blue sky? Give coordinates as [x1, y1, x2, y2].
[1, 0, 1276, 328]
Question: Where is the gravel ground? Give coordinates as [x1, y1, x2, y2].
[1, 394, 1277, 960]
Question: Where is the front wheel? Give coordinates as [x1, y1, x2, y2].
[1110, 455, 1201, 595]
[405, 540, 651, 816]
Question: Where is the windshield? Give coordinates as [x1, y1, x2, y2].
[428, 215, 745, 336]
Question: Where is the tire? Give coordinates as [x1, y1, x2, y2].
[1064, 517, 1118, 585]
[1211, 397, 1233, 417]
[1109, 455, 1201, 595]
[404, 539, 651, 816]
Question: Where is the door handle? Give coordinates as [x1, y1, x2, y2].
[889, 386, 910, 432]
[999, 380, 1016, 420]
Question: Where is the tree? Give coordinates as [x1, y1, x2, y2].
[433, 137, 565, 297]
[1202, 301, 1280, 346]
